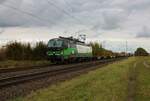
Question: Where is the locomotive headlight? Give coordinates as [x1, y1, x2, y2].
[47, 52, 51, 55]
[61, 51, 63, 55]
[72, 50, 75, 54]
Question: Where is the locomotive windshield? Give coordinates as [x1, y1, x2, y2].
[48, 39, 63, 48]
[48, 38, 69, 49]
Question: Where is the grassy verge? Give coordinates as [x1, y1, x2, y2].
[13, 58, 136, 101]
[0, 60, 51, 69]
[135, 57, 150, 101]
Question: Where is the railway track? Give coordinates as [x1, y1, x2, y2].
[0, 57, 127, 88]
[0, 64, 55, 73]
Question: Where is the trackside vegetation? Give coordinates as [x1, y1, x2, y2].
[89, 42, 114, 57]
[12, 57, 150, 101]
[0, 41, 48, 60]
[135, 57, 150, 101]
[0, 41, 120, 68]
[0, 60, 51, 69]
[0, 42, 51, 68]
[13, 57, 137, 101]
[0, 41, 122, 61]
[134, 47, 149, 56]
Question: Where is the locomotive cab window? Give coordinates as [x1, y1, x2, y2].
[48, 39, 63, 48]
[48, 39, 69, 48]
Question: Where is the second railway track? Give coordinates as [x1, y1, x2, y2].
[0, 58, 127, 88]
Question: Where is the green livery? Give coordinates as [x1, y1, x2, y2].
[47, 36, 93, 62]
[47, 48, 77, 59]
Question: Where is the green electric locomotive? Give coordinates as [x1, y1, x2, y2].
[47, 36, 93, 63]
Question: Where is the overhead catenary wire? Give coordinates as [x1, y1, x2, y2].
[63, 0, 73, 12]
[46, 0, 83, 25]
[48, 0, 97, 36]
[8, 0, 81, 26]
[0, 2, 55, 26]
[46, 0, 95, 38]
[0, 1, 96, 37]
[61, 0, 92, 34]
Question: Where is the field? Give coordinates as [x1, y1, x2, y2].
[12, 57, 150, 101]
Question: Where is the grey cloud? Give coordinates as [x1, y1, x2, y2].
[101, 12, 123, 30]
[116, 0, 150, 14]
[0, 0, 66, 27]
[127, 0, 150, 11]
[0, 0, 148, 33]
[0, 0, 7, 4]
[0, 0, 128, 30]
[90, 9, 128, 31]
[1, 0, 150, 52]
[0, 28, 4, 34]
[136, 26, 150, 38]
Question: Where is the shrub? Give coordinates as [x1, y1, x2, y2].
[0, 48, 6, 60]
[5, 42, 23, 60]
[4, 41, 48, 60]
[89, 42, 103, 56]
[22, 43, 32, 60]
[134, 47, 149, 56]
[32, 42, 48, 60]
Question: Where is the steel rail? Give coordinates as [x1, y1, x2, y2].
[0, 58, 127, 88]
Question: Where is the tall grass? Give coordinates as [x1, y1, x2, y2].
[1, 41, 48, 60]
[0, 47, 6, 60]
[32, 42, 48, 60]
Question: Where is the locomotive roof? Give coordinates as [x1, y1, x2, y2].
[59, 36, 85, 44]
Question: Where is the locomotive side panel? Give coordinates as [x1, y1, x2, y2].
[76, 44, 92, 57]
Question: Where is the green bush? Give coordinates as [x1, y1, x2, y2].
[134, 47, 149, 56]
[5, 42, 23, 60]
[0, 48, 6, 60]
[89, 42, 113, 57]
[22, 43, 32, 60]
[32, 42, 48, 60]
[3, 41, 48, 60]
[89, 42, 103, 56]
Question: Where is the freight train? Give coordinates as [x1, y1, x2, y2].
[47, 36, 126, 63]
[47, 36, 92, 63]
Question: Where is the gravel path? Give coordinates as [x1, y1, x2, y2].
[143, 61, 150, 68]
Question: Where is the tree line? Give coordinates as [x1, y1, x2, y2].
[0, 41, 148, 61]
[89, 42, 114, 58]
[0, 41, 48, 60]
[134, 47, 149, 56]
[0, 41, 115, 61]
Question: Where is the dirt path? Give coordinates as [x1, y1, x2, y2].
[143, 61, 150, 68]
[127, 62, 137, 101]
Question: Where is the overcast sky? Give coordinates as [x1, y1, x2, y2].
[0, 0, 150, 52]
